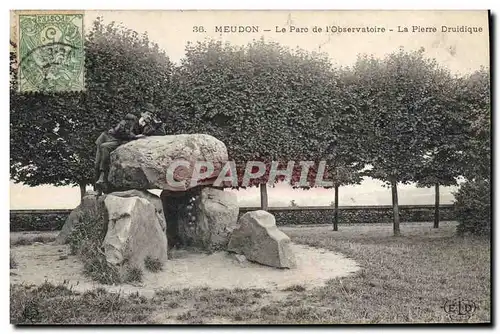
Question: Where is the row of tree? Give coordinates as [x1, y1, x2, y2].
[10, 19, 490, 235]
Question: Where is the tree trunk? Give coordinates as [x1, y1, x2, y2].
[260, 183, 268, 210]
[434, 182, 440, 229]
[333, 184, 339, 231]
[391, 180, 401, 236]
[79, 182, 87, 202]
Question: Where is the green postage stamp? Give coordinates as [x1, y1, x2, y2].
[16, 11, 85, 92]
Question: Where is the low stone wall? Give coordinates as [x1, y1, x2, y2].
[10, 205, 457, 232]
[10, 211, 69, 232]
[238, 206, 457, 226]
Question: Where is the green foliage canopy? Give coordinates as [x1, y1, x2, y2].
[10, 18, 173, 188]
[164, 39, 347, 187]
[351, 48, 459, 186]
[10, 22, 490, 198]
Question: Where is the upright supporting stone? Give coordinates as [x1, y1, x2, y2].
[56, 190, 169, 279]
[161, 187, 239, 252]
[195, 187, 239, 251]
[110, 189, 167, 232]
[103, 195, 168, 273]
[55, 191, 106, 245]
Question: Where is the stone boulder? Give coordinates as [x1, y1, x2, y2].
[56, 190, 166, 245]
[180, 187, 239, 251]
[227, 210, 296, 269]
[160, 187, 239, 252]
[108, 134, 228, 192]
[102, 195, 168, 272]
[108, 189, 166, 232]
[55, 191, 105, 245]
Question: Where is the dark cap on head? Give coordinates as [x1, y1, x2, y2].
[142, 103, 157, 114]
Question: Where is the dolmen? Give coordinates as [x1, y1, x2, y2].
[56, 134, 296, 280]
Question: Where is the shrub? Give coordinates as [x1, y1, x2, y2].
[67, 206, 120, 284]
[82, 250, 121, 285]
[126, 267, 143, 283]
[144, 256, 163, 273]
[10, 212, 68, 232]
[238, 206, 457, 225]
[12, 205, 459, 234]
[454, 179, 491, 236]
[282, 284, 306, 292]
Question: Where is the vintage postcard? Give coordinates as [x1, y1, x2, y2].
[9, 10, 491, 325]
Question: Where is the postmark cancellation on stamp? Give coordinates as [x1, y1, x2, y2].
[16, 11, 85, 92]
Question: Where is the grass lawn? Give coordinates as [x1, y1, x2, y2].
[10, 221, 491, 324]
[10, 232, 57, 247]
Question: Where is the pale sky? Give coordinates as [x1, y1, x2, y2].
[83, 10, 490, 72]
[10, 10, 489, 209]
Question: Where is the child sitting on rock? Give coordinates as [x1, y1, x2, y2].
[138, 103, 166, 136]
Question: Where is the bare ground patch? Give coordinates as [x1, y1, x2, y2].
[10, 240, 359, 297]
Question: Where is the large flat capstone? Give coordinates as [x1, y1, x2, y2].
[108, 134, 228, 191]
